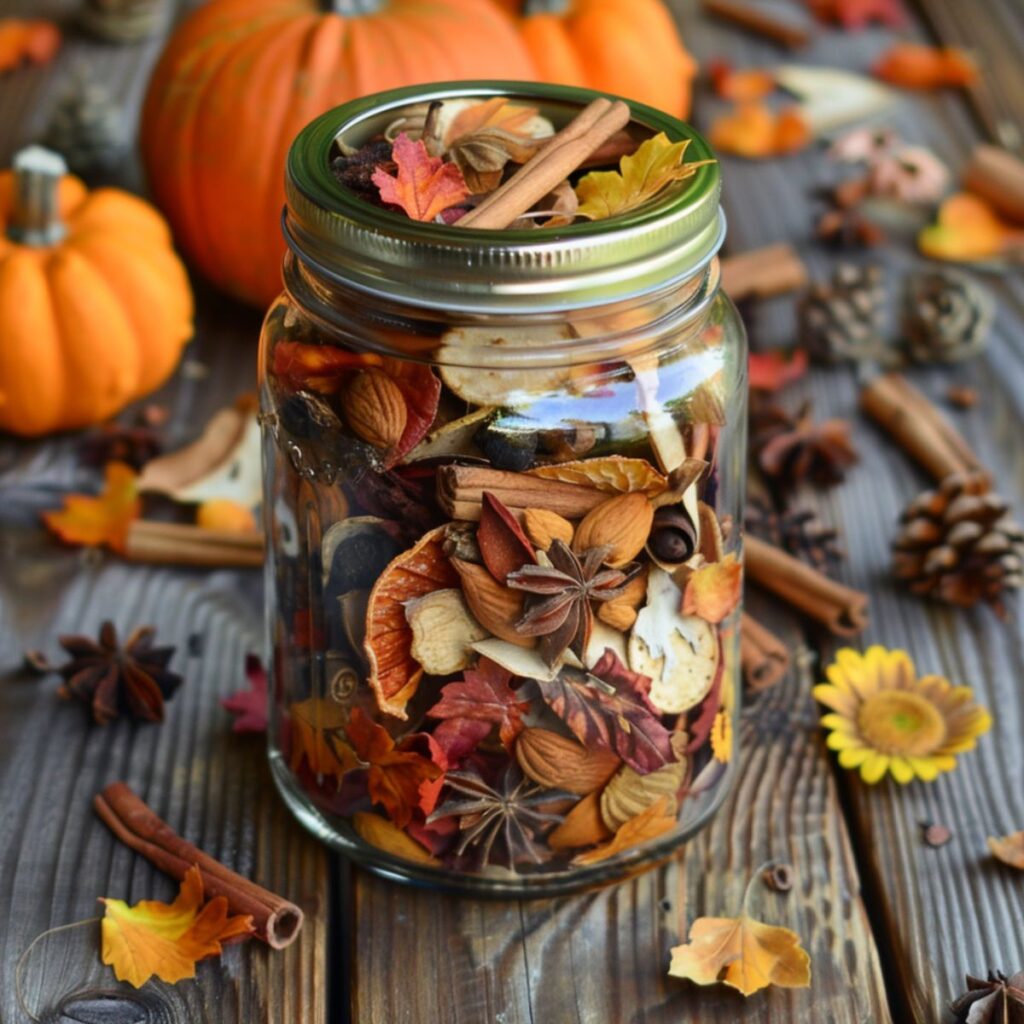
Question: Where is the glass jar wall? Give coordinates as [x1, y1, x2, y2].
[259, 83, 746, 896]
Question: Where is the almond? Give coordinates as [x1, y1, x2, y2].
[523, 508, 574, 550]
[515, 728, 621, 795]
[343, 368, 407, 450]
[548, 791, 613, 850]
[597, 567, 648, 631]
[451, 558, 534, 648]
[572, 491, 653, 567]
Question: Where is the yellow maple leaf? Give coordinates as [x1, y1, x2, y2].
[100, 865, 253, 988]
[572, 795, 676, 865]
[668, 899, 811, 997]
[289, 697, 359, 780]
[42, 461, 139, 553]
[682, 553, 743, 623]
[575, 132, 714, 221]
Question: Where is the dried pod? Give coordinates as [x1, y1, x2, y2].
[451, 558, 534, 648]
[515, 728, 621, 795]
[548, 791, 613, 850]
[523, 508, 574, 550]
[406, 589, 488, 676]
[573, 492, 654, 568]
[597, 568, 648, 631]
[342, 368, 407, 450]
[647, 506, 699, 566]
[476, 422, 538, 471]
[599, 751, 687, 831]
[762, 863, 794, 892]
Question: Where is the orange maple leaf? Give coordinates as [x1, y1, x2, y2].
[709, 103, 809, 159]
[289, 697, 358, 780]
[682, 554, 742, 624]
[873, 44, 977, 89]
[372, 133, 470, 222]
[100, 865, 254, 988]
[346, 707, 441, 828]
[42, 461, 140, 553]
[0, 19, 61, 73]
[668, 904, 811, 996]
[572, 795, 677, 866]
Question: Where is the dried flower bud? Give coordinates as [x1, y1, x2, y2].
[648, 506, 698, 564]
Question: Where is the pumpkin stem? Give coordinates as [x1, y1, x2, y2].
[8, 146, 67, 246]
[328, 0, 385, 14]
[522, 0, 571, 13]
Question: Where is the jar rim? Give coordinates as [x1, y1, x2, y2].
[284, 81, 724, 315]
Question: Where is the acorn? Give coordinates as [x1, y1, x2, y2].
[647, 506, 699, 566]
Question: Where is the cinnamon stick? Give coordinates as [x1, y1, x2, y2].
[701, 0, 811, 49]
[437, 464, 609, 520]
[720, 244, 809, 301]
[124, 520, 264, 568]
[457, 97, 632, 230]
[963, 144, 1024, 224]
[741, 612, 790, 691]
[859, 373, 987, 484]
[94, 782, 303, 949]
[745, 535, 869, 636]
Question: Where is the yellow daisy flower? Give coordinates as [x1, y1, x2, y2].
[813, 645, 991, 785]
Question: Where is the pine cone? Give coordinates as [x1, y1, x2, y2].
[41, 75, 127, 177]
[893, 473, 1024, 610]
[751, 401, 859, 493]
[79, 0, 167, 43]
[746, 498, 843, 571]
[903, 269, 993, 364]
[799, 263, 891, 364]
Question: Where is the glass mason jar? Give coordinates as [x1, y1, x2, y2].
[259, 82, 746, 897]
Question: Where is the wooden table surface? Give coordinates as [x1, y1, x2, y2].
[1, 1, 1022, 1022]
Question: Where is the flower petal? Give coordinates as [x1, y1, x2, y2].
[860, 753, 891, 784]
[838, 746, 871, 769]
[889, 757, 915, 784]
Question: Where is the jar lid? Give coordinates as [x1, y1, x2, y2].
[284, 81, 724, 315]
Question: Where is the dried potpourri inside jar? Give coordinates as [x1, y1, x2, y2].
[259, 82, 746, 896]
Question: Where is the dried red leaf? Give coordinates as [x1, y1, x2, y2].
[807, 0, 905, 28]
[378, 357, 442, 467]
[431, 718, 492, 768]
[372, 133, 470, 222]
[478, 491, 536, 582]
[220, 654, 268, 734]
[873, 44, 978, 90]
[346, 707, 442, 828]
[427, 657, 531, 750]
[749, 349, 809, 392]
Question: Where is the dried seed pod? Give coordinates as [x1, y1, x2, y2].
[572, 491, 653, 568]
[647, 506, 699, 566]
[762, 863, 794, 892]
[342, 368, 407, 450]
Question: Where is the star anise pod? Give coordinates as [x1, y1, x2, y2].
[745, 497, 844, 571]
[426, 764, 566, 869]
[507, 541, 641, 665]
[751, 401, 859, 493]
[951, 971, 1024, 1023]
[51, 621, 182, 725]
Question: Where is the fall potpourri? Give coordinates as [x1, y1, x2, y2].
[260, 93, 743, 882]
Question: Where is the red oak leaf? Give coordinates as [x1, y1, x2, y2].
[427, 658, 530, 751]
[220, 654, 268, 734]
[431, 718, 492, 767]
[372, 133, 470, 222]
[346, 708, 442, 828]
[749, 349, 808, 392]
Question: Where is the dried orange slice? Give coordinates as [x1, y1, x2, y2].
[527, 456, 667, 496]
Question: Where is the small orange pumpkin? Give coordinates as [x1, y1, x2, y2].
[511, 0, 697, 117]
[0, 147, 193, 437]
[140, 0, 537, 309]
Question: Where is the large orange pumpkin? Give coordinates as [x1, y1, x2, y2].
[0, 147, 193, 437]
[140, 0, 537, 309]
[512, 0, 697, 117]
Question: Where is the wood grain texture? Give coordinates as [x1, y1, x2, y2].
[0, 4, 328, 1022]
[681, 0, 1024, 1020]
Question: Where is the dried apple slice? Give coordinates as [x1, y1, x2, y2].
[628, 568, 720, 714]
[365, 526, 460, 719]
[527, 456, 667, 496]
[406, 589, 488, 675]
[438, 324, 576, 406]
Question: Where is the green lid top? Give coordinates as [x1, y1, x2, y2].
[284, 81, 724, 315]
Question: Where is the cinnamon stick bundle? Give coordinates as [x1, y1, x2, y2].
[437, 464, 609, 521]
[720, 244, 809, 301]
[94, 782, 303, 949]
[124, 520, 264, 569]
[457, 97, 631, 230]
[745, 535, 869, 636]
[741, 612, 790, 691]
[859, 373, 987, 484]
